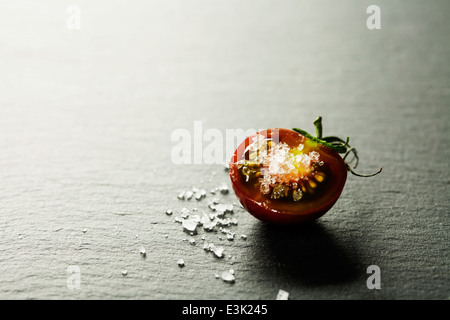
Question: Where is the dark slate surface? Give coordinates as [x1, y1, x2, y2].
[0, 0, 448, 300]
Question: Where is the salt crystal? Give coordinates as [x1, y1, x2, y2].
[208, 202, 216, 211]
[240, 234, 247, 240]
[200, 213, 211, 224]
[174, 217, 183, 223]
[213, 246, 224, 258]
[221, 270, 235, 283]
[82, 228, 87, 233]
[165, 209, 173, 215]
[139, 247, 146, 257]
[185, 191, 193, 200]
[213, 204, 233, 216]
[219, 184, 229, 194]
[216, 218, 231, 226]
[181, 208, 190, 218]
[194, 192, 203, 201]
[177, 259, 185, 267]
[189, 215, 201, 223]
[177, 191, 185, 200]
[122, 269, 128, 276]
[276, 289, 289, 300]
[203, 220, 217, 232]
[260, 182, 270, 194]
[219, 227, 230, 234]
[182, 219, 198, 234]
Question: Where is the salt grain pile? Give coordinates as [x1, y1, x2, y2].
[167, 178, 246, 283]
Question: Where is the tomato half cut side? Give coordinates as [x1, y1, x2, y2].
[229, 128, 348, 225]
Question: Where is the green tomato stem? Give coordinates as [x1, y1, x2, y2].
[293, 117, 382, 178]
[313, 116, 323, 139]
[292, 127, 347, 153]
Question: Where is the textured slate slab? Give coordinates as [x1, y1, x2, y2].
[0, 0, 448, 299]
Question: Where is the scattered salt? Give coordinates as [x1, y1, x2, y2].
[174, 179, 243, 279]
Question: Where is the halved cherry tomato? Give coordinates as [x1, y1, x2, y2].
[229, 117, 382, 226]
[229, 128, 348, 225]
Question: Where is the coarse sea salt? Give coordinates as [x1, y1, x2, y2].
[182, 219, 198, 234]
[276, 289, 289, 300]
[171, 180, 246, 282]
[242, 138, 321, 196]
[177, 259, 185, 267]
[221, 270, 235, 283]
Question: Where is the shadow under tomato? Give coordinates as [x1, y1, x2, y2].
[249, 221, 360, 286]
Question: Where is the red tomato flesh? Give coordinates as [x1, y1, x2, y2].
[229, 128, 347, 225]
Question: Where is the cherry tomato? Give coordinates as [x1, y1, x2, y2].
[229, 128, 349, 225]
[229, 117, 382, 226]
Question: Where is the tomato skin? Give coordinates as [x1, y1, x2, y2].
[229, 128, 348, 225]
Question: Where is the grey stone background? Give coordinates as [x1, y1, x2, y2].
[0, 0, 448, 299]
